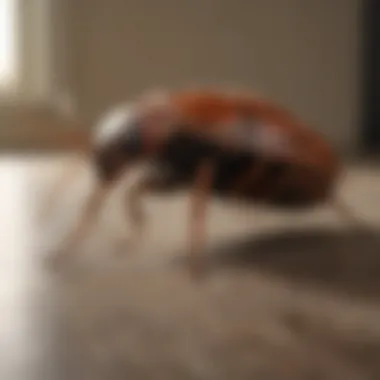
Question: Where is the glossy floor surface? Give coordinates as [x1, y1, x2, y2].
[1, 155, 380, 380]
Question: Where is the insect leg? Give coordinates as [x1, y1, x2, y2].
[124, 174, 154, 249]
[48, 177, 114, 269]
[328, 196, 376, 278]
[331, 197, 372, 232]
[123, 169, 181, 250]
[188, 160, 214, 279]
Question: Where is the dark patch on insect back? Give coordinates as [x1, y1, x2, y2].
[270, 186, 314, 208]
[248, 161, 289, 199]
[266, 166, 320, 208]
[155, 130, 258, 194]
[212, 151, 256, 194]
[155, 131, 220, 183]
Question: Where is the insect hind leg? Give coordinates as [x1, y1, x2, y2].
[330, 197, 373, 232]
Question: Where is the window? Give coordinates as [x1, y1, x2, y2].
[0, 0, 17, 91]
[0, 0, 55, 104]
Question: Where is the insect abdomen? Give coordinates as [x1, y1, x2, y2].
[240, 160, 332, 209]
[154, 128, 335, 209]
[155, 130, 257, 194]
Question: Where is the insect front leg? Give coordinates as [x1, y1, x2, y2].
[123, 168, 182, 251]
[188, 160, 214, 279]
[48, 176, 114, 269]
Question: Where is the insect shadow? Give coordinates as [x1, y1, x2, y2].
[174, 226, 380, 301]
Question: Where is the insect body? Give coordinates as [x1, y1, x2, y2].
[43, 89, 358, 277]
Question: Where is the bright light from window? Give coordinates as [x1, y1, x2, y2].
[0, 0, 16, 88]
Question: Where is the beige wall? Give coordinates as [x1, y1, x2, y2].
[3, 0, 364, 154]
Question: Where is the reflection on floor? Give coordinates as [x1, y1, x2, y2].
[1, 154, 380, 380]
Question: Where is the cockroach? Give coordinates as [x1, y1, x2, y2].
[41, 88, 367, 277]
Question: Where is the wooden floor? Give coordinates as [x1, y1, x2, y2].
[1, 155, 380, 380]
[0, 156, 67, 380]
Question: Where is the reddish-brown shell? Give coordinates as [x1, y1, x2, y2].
[168, 89, 342, 201]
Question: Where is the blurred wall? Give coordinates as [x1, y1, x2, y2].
[66, 0, 362, 155]
[2, 0, 363, 155]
